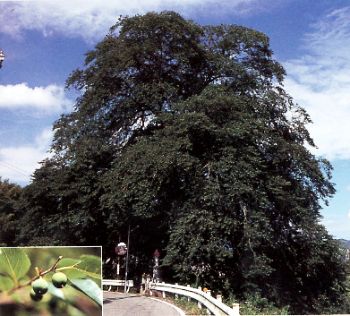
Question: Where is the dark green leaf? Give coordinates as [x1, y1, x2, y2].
[69, 278, 102, 306]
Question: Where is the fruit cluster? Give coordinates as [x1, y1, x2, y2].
[30, 272, 67, 301]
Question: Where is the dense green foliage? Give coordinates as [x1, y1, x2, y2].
[0, 178, 22, 246]
[14, 11, 350, 313]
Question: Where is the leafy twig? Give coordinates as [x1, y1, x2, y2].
[7, 256, 63, 295]
[56, 260, 81, 271]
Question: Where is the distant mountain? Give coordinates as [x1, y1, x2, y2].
[338, 239, 350, 249]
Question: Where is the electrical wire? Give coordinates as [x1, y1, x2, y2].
[0, 160, 29, 177]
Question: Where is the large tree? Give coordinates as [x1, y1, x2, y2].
[17, 11, 349, 313]
[0, 178, 22, 246]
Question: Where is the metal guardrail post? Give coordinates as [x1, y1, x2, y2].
[197, 286, 202, 309]
[162, 282, 166, 298]
[175, 283, 179, 300]
[232, 303, 240, 316]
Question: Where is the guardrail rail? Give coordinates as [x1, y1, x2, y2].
[149, 282, 239, 316]
[102, 279, 134, 293]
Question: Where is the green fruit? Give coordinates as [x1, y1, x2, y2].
[32, 277, 48, 295]
[30, 288, 43, 301]
[52, 272, 67, 288]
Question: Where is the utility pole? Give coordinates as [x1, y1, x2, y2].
[124, 225, 130, 293]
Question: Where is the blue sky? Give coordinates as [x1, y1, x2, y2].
[0, 0, 349, 239]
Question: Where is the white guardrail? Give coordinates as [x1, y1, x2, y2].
[102, 279, 134, 293]
[149, 282, 239, 316]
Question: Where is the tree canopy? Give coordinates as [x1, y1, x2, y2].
[0, 178, 22, 246]
[15, 11, 349, 313]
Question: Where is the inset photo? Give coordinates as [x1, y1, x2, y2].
[0, 246, 102, 316]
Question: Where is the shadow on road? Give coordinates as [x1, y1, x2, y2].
[103, 295, 142, 305]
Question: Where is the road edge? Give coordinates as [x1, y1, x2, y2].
[148, 297, 186, 316]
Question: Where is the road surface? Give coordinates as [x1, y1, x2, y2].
[103, 291, 184, 316]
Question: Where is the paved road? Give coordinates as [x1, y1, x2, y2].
[103, 292, 183, 316]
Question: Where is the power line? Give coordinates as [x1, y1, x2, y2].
[0, 161, 29, 177]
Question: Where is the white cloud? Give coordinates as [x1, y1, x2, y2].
[0, 128, 53, 185]
[0, 83, 72, 112]
[284, 6, 350, 160]
[0, 0, 270, 41]
[321, 216, 350, 239]
[320, 209, 350, 239]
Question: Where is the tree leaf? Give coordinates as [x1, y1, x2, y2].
[0, 248, 31, 283]
[56, 258, 83, 279]
[0, 275, 14, 291]
[48, 282, 65, 300]
[69, 279, 102, 306]
[56, 256, 101, 281]
[76, 255, 101, 283]
[56, 258, 80, 269]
